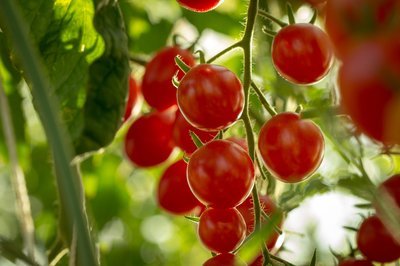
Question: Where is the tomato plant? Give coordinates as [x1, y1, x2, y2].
[357, 215, 400, 263]
[142, 46, 195, 111]
[338, 259, 373, 266]
[271, 23, 334, 85]
[177, 64, 244, 131]
[124, 109, 176, 167]
[123, 76, 141, 122]
[157, 159, 203, 215]
[187, 140, 255, 208]
[203, 253, 247, 266]
[258, 112, 325, 183]
[198, 207, 246, 253]
[177, 0, 224, 13]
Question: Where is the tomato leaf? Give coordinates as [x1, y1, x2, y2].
[309, 249, 317, 266]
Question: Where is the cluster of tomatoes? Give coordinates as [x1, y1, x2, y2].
[121, 0, 400, 265]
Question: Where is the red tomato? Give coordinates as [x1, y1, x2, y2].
[123, 76, 141, 122]
[124, 109, 175, 167]
[142, 46, 195, 111]
[203, 253, 247, 266]
[378, 174, 400, 208]
[325, 0, 400, 58]
[198, 208, 246, 254]
[172, 110, 217, 154]
[271, 23, 333, 85]
[177, 64, 244, 131]
[226, 137, 248, 152]
[188, 140, 255, 208]
[357, 215, 400, 263]
[177, 0, 223, 12]
[258, 112, 324, 183]
[338, 259, 373, 266]
[338, 39, 400, 145]
[157, 160, 203, 215]
[236, 194, 283, 250]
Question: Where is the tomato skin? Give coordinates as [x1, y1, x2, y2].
[172, 110, 217, 154]
[123, 77, 141, 122]
[142, 47, 195, 111]
[188, 140, 255, 208]
[338, 40, 400, 145]
[325, 0, 400, 58]
[357, 215, 400, 263]
[203, 253, 247, 266]
[124, 109, 175, 167]
[177, 0, 223, 12]
[338, 259, 373, 266]
[157, 160, 203, 215]
[177, 64, 244, 131]
[198, 208, 246, 254]
[378, 175, 400, 208]
[258, 112, 324, 183]
[236, 194, 282, 250]
[271, 23, 333, 85]
[226, 137, 248, 152]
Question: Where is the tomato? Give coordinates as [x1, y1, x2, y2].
[177, 0, 223, 13]
[357, 215, 400, 263]
[258, 112, 324, 183]
[123, 76, 141, 122]
[198, 208, 246, 254]
[124, 109, 175, 167]
[142, 46, 195, 111]
[188, 140, 255, 208]
[271, 23, 333, 85]
[338, 259, 373, 266]
[338, 39, 400, 145]
[377, 174, 400, 208]
[226, 137, 248, 152]
[157, 160, 203, 215]
[172, 110, 217, 154]
[177, 64, 244, 131]
[325, 0, 400, 58]
[236, 194, 283, 250]
[203, 253, 247, 266]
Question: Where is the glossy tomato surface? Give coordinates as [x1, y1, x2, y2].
[177, 64, 244, 131]
[123, 76, 141, 122]
[203, 253, 247, 266]
[338, 39, 400, 145]
[157, 160, 203, 215]
[236, 194, 282, 250]
[325, 0, 400, 58]
[271, 23, 333, 85]
[258, 112, 324, 183]
[188, 140, 255, 208]
[357, 215, 400, 263]
[142, 46, 195, 111]
[172, 110, 217, 154]
[378, 174, 400, 207]
[177, 0, 223, 12]
[338, 259, 373, 266]
[124, 109, 175, 167]
[198, 208, 246, 254]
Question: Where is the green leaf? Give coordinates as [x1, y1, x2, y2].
[184, 215, 200, 223]
[309, 249, 317, 266]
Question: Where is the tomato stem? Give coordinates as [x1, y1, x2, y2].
[206, 41, 242, 63]
[250, 81, 278, 116]
[258, 9, 288, 28]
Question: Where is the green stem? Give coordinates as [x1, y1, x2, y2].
[206, 41, 242, 63]
[251, 81, 277, 116]
[0, 1, 97, 266]
[257, 9, 288, 28]
[129, 55, 148, 66]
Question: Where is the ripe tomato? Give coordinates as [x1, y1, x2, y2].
[123, 76, 141, 122]
[203, 253, 247, 266]
[177, 64, 244, 131]
[236, 194, 283, 250]
[198, 208, 246, 254]
[325, 0, 400, 58]
[271, 23, 333, 85]
[258, 112, 324, 183]
[177, 0, 223, 13]
[338, 39, 400, 145]
[338, 259, 373, 266]
[172, 110, 217, 154]
[226, 137, 248, 152]
[357, 215, 400, 263]
[157, 160, 203, 215]
[188, 140, 255, 208]
[124, 109, 175, 167]
[142, 46, 195, 111]
[377, 175, 400, 208]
